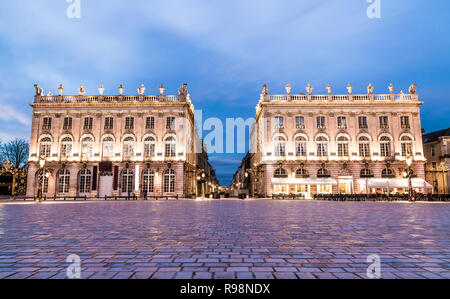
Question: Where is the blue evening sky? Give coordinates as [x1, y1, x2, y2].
[0, 0, 449, 185]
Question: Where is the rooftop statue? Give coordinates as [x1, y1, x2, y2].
[389, 83, 394, 94]
[118, 84, 124, 95]
[159, 84, 165, 95]
[58, 84, 64, 96]
[346, 83, 353, 94]
[326, 84, 332, 95]
[262, 84, 268, 95]
[34, 84, 43, 96]
[138, 84, 146, 95]
[306, 83, 313, 95]
[98, 84, 104, 95]
[285, 84, 291, 95]
[78, 84, 86, 96]
[409, 83, 418, 94]
[367, 83, 374, 94]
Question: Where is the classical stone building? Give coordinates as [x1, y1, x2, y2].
[26, 83, 217, 199]
[241, 83, 432, 199]
[423, 128, 450, 194]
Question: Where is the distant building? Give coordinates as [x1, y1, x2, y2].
[26, 83, 217, 199]
[423, 128, 450, 194]
[238, 83, 432, 199]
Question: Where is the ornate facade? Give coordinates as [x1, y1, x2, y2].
[244, 83, 432, 198]
[423, 128, 450, 194]
[26, 83, 217, 199]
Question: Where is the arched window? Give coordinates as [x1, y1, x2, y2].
[144, 136, 156, 158]
[164, 136, 176, 157]
[382, 168, 395, 178]
[380, 136, 391, 157]
[81, 136, 94, 159]
[274, 136, 286, 157]
[123, 136, 135, 158]
[358, 136, 371, 157]
[58, 169, 70, 194]
[164, 169, 176, 193]
[102, 137, 114, 158]
[360, 168, 373, 178]
[37, 170, 49, 194]
[296, 168, 309, 178]
[142, 169, 155, 193]
[316, 137, 328, 157]
[121, 169, 134, 194]
[401, 136, 413, 156]
[60, 137, 73, 158]
[337, 136, 349, 157]
[317, 168, 330, 178]
[295, 136, 307, 157]
[274, 168, 288, 178]
[79, 169, 92, 194]
[39, 137, 52, 158]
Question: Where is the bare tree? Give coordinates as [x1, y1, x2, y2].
[0, 138, 29, 169]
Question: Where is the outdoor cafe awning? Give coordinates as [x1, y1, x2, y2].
[271, 178, 338, 185]
[357, 178, 433, 189]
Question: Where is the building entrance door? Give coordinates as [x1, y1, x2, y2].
[338, 177, 353, 194]
[99, 175, 113, 198]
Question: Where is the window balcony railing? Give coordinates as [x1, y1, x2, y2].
[42, 125, 51, 130]
[380, 124, 389, 129]
[317, 125, 326, 129]
[359, 124, 368, 129]
[104, 125, 113, 130]
[63, 125, 72, 130]
[296, 124, 305, 129]
[338, 125, 347, 129]
[401, 124, 410, 129]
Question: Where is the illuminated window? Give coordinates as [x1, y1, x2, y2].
[401, 136, 413, 156]
[401, 116, 410, 129]
[296, 116, 305, 129]
[144, 136, 156, 158]
[316, 137, 328, 157]
[81, 137, 94, 159]
[295, 136, 307, 157]
[42, 117, 52, 130]
[164, 136, 176, 157]
[358, 136, 371, 157]
[63, 117, 73, 130]
[164, 169, 176, 193]
[123, 136, 135, 158]
[125, 117, 134, 129]
[274, 136, 286, 157]
[142, 169, 155, 193]
[39, 137, 52, 158]
[79, 169, 91, 193]
[121, 169, 134, 194]
[60, 137, 73, 157]
[337, 116, 347, 129]
[337, 136, 349, 157]
[317, 116, 326, 129]
[102, 137, 114, 158]
[104, 117, 114, 130]
[380, 136, 391, 157]
[84, 117, 93, 130]
[58, 169, 70, 194]
[37, 170, 49, 193]
[146, 117, 155, 130]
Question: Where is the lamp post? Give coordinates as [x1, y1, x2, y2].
[403, 156, 414, 202]
[38, 159, 46, 202]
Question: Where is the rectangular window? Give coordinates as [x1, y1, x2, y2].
[146, 117, 155, 130]
[401, 116, 410, 129]
[380, 143, 391, 157]
[84, 117, 93, 130]
[296, 143, 307, 157]
[125, 117, 134, 129]
[379, 116, 389, 129]
[317, 143, 327, 156]
[275, 143, 286, 157]
[42, 117, 52, 130]
[338, 143, 349, 157]
[63, 117, 72, 130]
[337, 117, 347, 129]
[401, 143, 413, 156]
[317, 116, 326, 129]
[296, 116, 305, 129]
[40, 144, 51, 158]
[274, 117, 284, 129]
[358, 116, 368, 129]
[166, 117, 175, 130]
[165, 143, 176, 157]
[144, 144, 156, 157]
[104, 117, 114, 130]
[359, 143, 370, 157]
[431, 146, 435, 157]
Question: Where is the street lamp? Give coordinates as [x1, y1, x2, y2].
[403, 156, 414, 201]
[38, 159, 46, 203]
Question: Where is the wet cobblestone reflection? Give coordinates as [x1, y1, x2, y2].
[0, 200, 449, 279]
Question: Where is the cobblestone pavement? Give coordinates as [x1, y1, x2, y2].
[0, 200, 449, 279]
